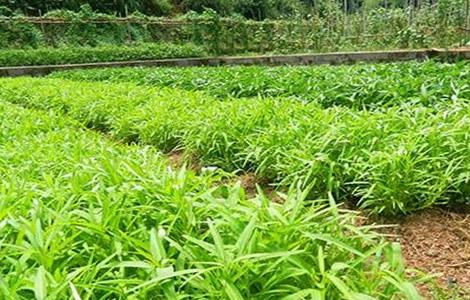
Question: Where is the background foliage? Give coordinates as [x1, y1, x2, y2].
[0, 3, 467, 54]
[0, 0, 466, 20]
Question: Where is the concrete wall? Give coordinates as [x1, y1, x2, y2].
[0, 48, 468, 77]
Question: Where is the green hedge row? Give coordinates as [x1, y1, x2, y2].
[0, 43, 205, 66]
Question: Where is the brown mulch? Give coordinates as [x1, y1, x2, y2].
[167, 153, 283, 202]
[378, 209, 470, 298]
[239, 173, 268, 197]
[168, 151, 185, 167]
[167, 150, 201, 172]
[239, 173, 284, 203]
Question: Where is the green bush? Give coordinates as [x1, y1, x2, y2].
[0, 5, 466, 54]
[0, 17, 44, 48]
[0, 43, 206, 66]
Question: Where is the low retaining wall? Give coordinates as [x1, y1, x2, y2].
[0, 48, 469, 77]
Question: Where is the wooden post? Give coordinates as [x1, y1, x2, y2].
[327, 0, 332, 42]
[301, 20, 307, 52]
[311, 17, 317, 51]
[124, 5, 132, 43]
[343, 0, 348, 39]
[38, 9, 46, 36]
[227, 21, 233, 54]
[241, 21, 249, 53]
[288, 21, 293, 53]
[466, 0, 470, 39]
[191, 18, 199, 48]
[408, 0, 414, 26]
[362, 4, 367, 46]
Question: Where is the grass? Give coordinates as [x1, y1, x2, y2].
[0, 77, 468, 215]
[0, 102, 420, 299]
[50, 60, 470, 109]
[0, 43, 205, 67]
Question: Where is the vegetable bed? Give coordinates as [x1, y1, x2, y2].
[0, 103, 415, 299]
[50, 60, 470, 108]
[2, 61, 469, 298]
[1, 75, 469, 215]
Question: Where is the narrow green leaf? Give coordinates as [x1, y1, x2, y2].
[150, 227, 166, 263]
[208, 220, 226, 262]
[281, 289, 323, 300]
[69, 282, 82, 300]
[235, 213, 257, 255]
[224, 280, 245, 300]
[326, 274, 354, 299]
[34, 266, 47, 300]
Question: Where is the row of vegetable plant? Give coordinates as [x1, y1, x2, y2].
[51, 60, 470, 109]
[0, 77, 468, 215]
[0, 102, 419, 299]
